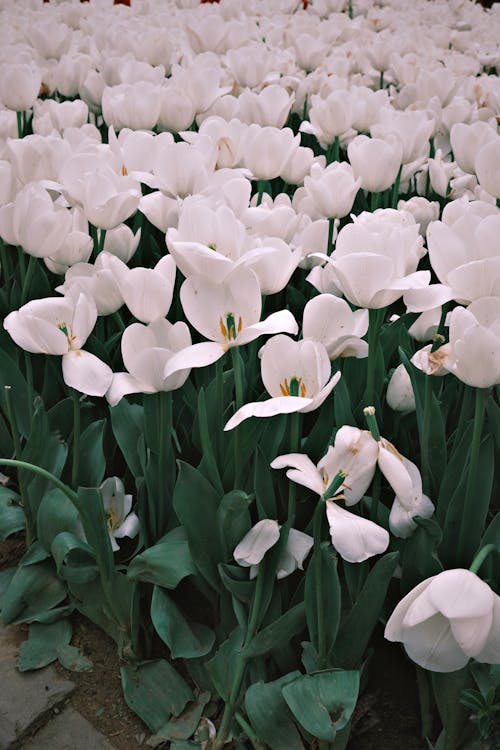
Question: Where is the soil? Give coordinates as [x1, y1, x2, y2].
[2, 534, 427, 750]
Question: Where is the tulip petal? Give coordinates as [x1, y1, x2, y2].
[236, 309, 298, 346]
[384, 578, 435, 642]
[107, 372, 154, 406]
[271, 453, 324, 495]
[428, 569, 493, 619]
[450, 611, 493, 657]
[62, 350, 113, 397]
[474, 596, 500, 664]
[224, 396, 312, 431]
[325, 502, 389, 563]
[163, 342, 225, 379]
[402, 614, 469, 672]
[234, 519, 280, 567]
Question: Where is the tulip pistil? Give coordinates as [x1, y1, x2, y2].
[219, 313, 243, 344]
[57, 321, 77, 348]
[280, 376, 306, 397]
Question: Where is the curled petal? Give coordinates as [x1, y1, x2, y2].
[325, 502, 389, 563]
[62, 350, 113, 397]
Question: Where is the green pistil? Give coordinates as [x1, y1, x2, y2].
[289, 376, 300, 397]
[226, 313, 237, 340]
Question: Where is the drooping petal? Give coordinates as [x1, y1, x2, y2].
[106, 372, 155, 406]
[224, 396, 312, 431]
[450, 610, 493, 658]
[163, 341, 225, 380]
[113, 512, 140, 540]
[427, 569, 494, 619]
[384, 578, 435, 642]
[236, 309, 298, 346]
[271, 453, 324, 495]
[402, 613, 469, 672]
[277, 528, 314, 579]
[62, 350, 113, 397]
[233, 519, 280, 567]
[325, 502, 389, 563]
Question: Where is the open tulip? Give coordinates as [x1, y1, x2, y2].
[385, 569, 500, 672]
[3, 293, 112, 397]
[224, 335, 340, 431]
[163, 266, 298, 379]
[302, 294, 368, 360]
[233, 519, 313, 580]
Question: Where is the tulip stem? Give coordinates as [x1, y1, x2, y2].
[391, 165, 402, 209]
[231, 347, 245, 489]
[326, 217, 336, 255]
[71, 389, 81, 487]
[0, 458, 78, 504]
[256, 180, 265, 206]
[469, 544, 496, 575]
[458, 387, 489, 563]
[287, 412, 301, 526]
[379, 70, 384, 90]
[313, 501, 326, 668]
[16, 111, 23, 139]
[20, 255, 37, 306]
[415, 666, 434, 739]
[216, 357, 224, 464]
[4, 387, 34, 544]
[421, 374, 432, 496]
[97, 228, 107, 255]
[365, 308, 385, 407]
[370, 191, 381, 212]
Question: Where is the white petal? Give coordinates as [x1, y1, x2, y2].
[428, 569, 494, 619]
[233, 519, 280, 567]
[224, 396, 312, 431]
[402, 613, 469, 672]
[163, 341, 224, 379]
[62, 350, 113, 397]
[325, 502, 389, 563]
[271, 453, 324, 495]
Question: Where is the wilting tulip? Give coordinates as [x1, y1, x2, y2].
[385, 569, 500, 672]
[234, 519, 313, 580]
[100, 477, 139, 552]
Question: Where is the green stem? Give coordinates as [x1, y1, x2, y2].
[370, 467, 381, 523]
[496, 198, 500, 209]
[97, 228, 107, 255]
[0, 458, 78, 504]
[0, 240, 11, 286]
[20, 255, 37, 305]
[348, 0, 353, 18]
[216, 357, 224, 464]
[365, 308, 384, 406]
[16, 111, 23, 138]
[287, 412, 301, 527]
[256, 180, 265, 206]
[213, 566, 267, 750]
[421, 374, 432, 496]
[234, 712, 266, 750]
[89, 223, 99, 257]
[231, 347, 245, 489]
[415, 666, 434, 739]
[469, 544, 496, 575]
[379, 70, 384, 90]
[71, 389, 81, 488]
[370, 191, 380, 212]
[157, 390, 172, 536]
[326, 217, 336, 256]
[391, 164, 402, 209]
[313, 501, 326, 667]
[458, 387, 489, 562]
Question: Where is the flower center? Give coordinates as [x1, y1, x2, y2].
[107, 508, 119, 532]
[57, 321, 77, 349]
[219, 312, 242, 347]
[280, 376, 306, 397]
[121, 164, 128, 176]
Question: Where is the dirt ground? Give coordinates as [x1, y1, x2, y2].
[2, 533, 427, 750]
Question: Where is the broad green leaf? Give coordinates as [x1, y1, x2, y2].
[486, 396, 500, 453]
[127, 527, 195, 588]
[149, 692, 210, 746]
[110, 400, 144, 478]
[457, 434, 495, 566]
[432, 668, 475, 750]
[400, 518, 443, 595]
[218, 563, 255, 604]
[206, 626, 245, 701]
[333, 552, 399, 669]
[0, 486, 24, 540]
[37, 487, 79, 553]
[68, 578, 121, 645]
[151, 585, 215, 659]
[1, 561, 67, 624]
[242, 603, 306, 659]
[76, 419, 106, 487]
[282, 670, 360, 742]
[217, 490, 252, 559]
[173, 462, 224, 592]
[332, 376, 355, 435]
[121, 660, 193, 732]
[47, 397, 73, 442]
[196, 387, 223, 495]
[437, 422, 473, 526]
[18, 618, 72, 671]
[51, 532, 98, 585]
[304, 392, 337, 462]
[245, 673, 305, 750]
[57, 644, 93, 672]
[304, 542, 341, 663]
[74, 487, 114, 583]
[254, 446, 277, 519]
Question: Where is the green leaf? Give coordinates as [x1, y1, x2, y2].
[282, 670, 360, 742]
[1, 561, 67, 624]
[218, 563, 255, 604]
[254, 446, 277, 519]
[242, 603, 306, 659]
[18, 619, 72, 671]
[333, 375, 356, 435]
[74, 487, 115, 583]
[173, 462, 224, 592]
[400, 518, 443, 595]
[432, 668, 475, 750]
[76, 419, 106, 487]
[57, 644, 93, 672]
[37, 487, 79, 553]
[51, 532, 98, 585]
[333, 552, 399, 669]
[151, 585, 215, 659]
[121, 660, 193, 732]
[206, 627, 245, 701]
[217, 490, 252, 559]
[304, 542, 341, 663]
[127, 527, 196, 588]
[149, 692, 210, 746]
[304, 393, 337, 462]
[245, 673, 305, 750]
[196, 387, 223, 495]
[0, 486, 25, 540]
[110, 400, 144, 478]
[0, 349, 31, 437]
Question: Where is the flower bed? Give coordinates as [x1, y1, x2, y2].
[1, 0, 500, 747]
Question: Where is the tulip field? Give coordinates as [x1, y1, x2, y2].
[1, 0, 500, 747]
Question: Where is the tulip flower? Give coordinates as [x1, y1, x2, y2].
[296, 162, 361, 221]
[3, 293, 112, 397]
[233, 519, 313, 580]
[100, 477, 139, 552]
[347, 134, 403, 193]
[444, 296, 500, 387]
[302, 294, 369, 360]
[224, 335, 340, 431]
[0, 63, 42, 112]
[385, 569, 500, 672]
[475, 138, 500, 200]
[107, 319, 192, 406]
[163, 266, 298, 379]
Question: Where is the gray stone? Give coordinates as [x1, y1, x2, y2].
[22, 708, 116, 750]
[0, 622, 75, 750]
